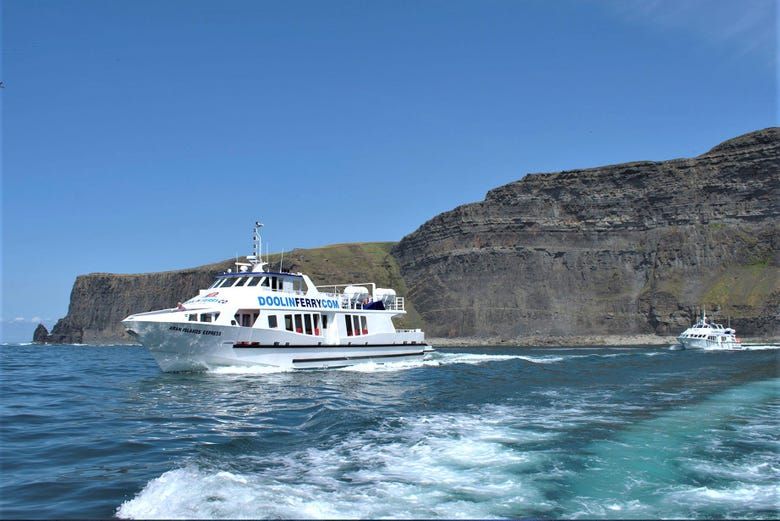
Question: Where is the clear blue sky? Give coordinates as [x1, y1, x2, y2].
[1, 0, 776, 342]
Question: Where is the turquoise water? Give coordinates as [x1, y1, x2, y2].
[1, 344, 778, 519]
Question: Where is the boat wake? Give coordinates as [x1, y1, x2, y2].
[201, 349, 673, 375]
[115, 404, 564, 519]
[116, 378, 779, 519]
[342, 352, 566, 372]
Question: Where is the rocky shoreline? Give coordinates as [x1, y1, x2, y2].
[428, 335, 780, 347]
[28, 334, 779, 348]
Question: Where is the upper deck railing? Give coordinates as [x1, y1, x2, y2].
[314, 282, 405, 311]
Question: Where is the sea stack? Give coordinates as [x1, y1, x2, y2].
[32, 324, 49, 344]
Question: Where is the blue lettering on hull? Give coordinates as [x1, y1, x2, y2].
[258, 296, 339, 309]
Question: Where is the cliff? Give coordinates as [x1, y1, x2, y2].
[392, 128, 780, 338]
[42, 128, 779, 343]
[44, 243, 424, 343]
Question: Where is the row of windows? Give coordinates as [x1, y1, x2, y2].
[345, 314, 368, 336]
[209, 275, 304, 292]
[686, 333, 716, 340]
[185, 310, 370, 338]
[271, 313, 327, 336]
[187, 312, 221, 323]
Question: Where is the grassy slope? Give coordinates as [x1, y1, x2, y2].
[702, 261, 780, 310]
[261, 242, 424, 330]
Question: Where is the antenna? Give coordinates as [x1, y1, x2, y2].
[253, 221, 264, 264]
[279, 249, 284, 272]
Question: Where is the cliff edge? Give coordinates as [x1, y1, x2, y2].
[42, 128, 779, 343]
[392, 128, 780, 338]
[43, 243, 423, 343]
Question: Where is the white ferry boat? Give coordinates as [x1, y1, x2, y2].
[122, 223, 432, 372]
[677, 309, 742, 350]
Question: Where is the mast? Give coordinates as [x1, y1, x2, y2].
[248, 221, 267, 271]
[253, 221, 264, 263]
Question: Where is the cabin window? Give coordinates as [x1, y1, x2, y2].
[284, 314, 293, 332]
[188, 314, 197, 322]
[304, 314, 313, 335]
[268, 315, 278, 328]
[353, 315, 361, 336]
[261, 277, 270, 287]
[345, 314, 353, 336]
[294, 314, 303, 334]
[322, 315, 328, 329]
[313, 315, 321, 336]
[222, 278, 238, 288]
[271, 277, 279, 291]
[235, 277, 247, 287]
[200, 312, 219, 322]
[247, 277, 260, 287]
[208, 279, 220, 289]
[361, 316, 368, 335]
[233, 309, 258, 327]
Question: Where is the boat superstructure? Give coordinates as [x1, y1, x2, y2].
[122, 223, 431, 371]
[677, 308, 742, 350]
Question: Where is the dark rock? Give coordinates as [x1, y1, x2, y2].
[392, 127, 780, 338]
[47, 243, 424, 343]
[49, 128, 779, 343]
[32, 324, 49, 343]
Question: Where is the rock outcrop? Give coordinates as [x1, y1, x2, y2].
[392, 128, 780, 338]
[32, 324, 49, 343]
[41, 128, 779, 343]
[43, 243, 423, 343]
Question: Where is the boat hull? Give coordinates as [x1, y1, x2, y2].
[124, 320, 431, 372]
[677, 337, 742, 350]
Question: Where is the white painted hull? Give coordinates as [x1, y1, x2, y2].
[126, 320, 431, 372]
[678, 337, 742, 350]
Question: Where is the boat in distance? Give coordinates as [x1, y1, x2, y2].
[676, 308, 742, 350]
[122, 222, 432, 372]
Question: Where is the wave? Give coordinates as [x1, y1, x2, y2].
[563, 377, 780, 518]
[208, 365, 289, 375]
[342, 352, 565, 372]
[199, 348, 676, 375]
[737, 344, 780, 351]
[116, 377, 779, 519]
[199, 351, 567, 375]
[117, 406, 558, 519]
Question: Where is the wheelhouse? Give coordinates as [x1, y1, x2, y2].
[208, 271, 307, 292]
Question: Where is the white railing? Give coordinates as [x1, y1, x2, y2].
[389, 297, 405, 311]
[314, 282, 406, 312]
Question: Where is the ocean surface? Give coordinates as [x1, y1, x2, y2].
[1, 343, 778, 519]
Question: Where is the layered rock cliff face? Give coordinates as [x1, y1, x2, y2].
[43, 128, 779, 343]
[44, 243, 423, 343]
[392, 128, 780, 338]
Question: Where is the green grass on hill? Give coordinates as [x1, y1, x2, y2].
[262, 242, 425, 330]
[702, 262, 779, 310]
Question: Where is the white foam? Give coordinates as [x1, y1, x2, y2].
[333, 352, 565, 373]
[200, 351, 562, 376]
[117, 406, 559, 519]
[737, 344, 780, 350]
[667, 484, 780, 512]
[208, 365, 289, 375]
